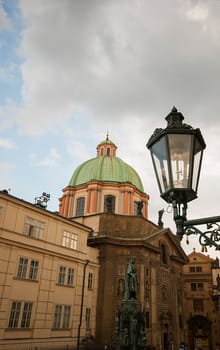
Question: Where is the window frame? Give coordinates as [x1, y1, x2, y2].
[17, 257, 39, 281]
[62, 231, 78, 250]
[52, 304, 71, 329]
[8, 301, 33, 329]
[24, 217, 45, 240]
[88, 272, 93, 289]
[104, 195, 115, 213]
[58, 266, 74, 286]
[75, 197, 85, 217]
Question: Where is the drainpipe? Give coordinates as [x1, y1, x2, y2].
[77, 259, 89, 350]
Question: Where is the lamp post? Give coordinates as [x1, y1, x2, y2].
[146, 107, 220, 251]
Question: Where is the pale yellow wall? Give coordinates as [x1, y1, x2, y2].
[183, 251, 218, 349]
[0, 192, 99, 350]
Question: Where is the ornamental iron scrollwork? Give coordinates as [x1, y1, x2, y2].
[171, 200, 220, 251]
[183, 223, 220, 251]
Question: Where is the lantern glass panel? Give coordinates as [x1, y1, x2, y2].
[151, 136, 170, 193]
[192, 138, 203, 192]
[167, 134, 193, 189]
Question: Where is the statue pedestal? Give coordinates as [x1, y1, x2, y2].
[115, 299, 146, 350]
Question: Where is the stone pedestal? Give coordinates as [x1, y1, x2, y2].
[115, 299, 146, 350]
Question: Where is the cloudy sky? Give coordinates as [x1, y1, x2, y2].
[1, 0, 220, 257]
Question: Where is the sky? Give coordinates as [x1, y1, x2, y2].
[1, 0, 220, 258]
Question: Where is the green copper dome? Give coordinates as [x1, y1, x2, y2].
[68, 138, 144, 192]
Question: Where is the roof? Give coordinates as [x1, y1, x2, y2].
[68, 137, 145, 192]
[68, 156, 144, 192]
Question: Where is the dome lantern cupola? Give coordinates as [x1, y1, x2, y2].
[96, 133, 117, 157]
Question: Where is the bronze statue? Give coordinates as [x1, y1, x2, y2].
[124, 256, 138, 300]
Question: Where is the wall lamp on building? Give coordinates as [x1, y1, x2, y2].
[146, 107, 220, 251]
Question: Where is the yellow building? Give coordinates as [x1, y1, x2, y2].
[0, 191, 99, 350]
[183, 249, 219, 350]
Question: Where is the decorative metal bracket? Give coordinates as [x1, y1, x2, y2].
[172, 200, 220, 251]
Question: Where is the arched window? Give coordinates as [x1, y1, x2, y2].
[75, 197, 85, 217]
[107, 147, 110, 156]
[160, 242, 168, 265]
[134, 201, 139, 215]
[104, 195, 115, 213]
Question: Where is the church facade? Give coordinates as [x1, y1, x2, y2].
[59, 136, 188, 349]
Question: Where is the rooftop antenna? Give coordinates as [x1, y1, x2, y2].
[34, 192, 50, 209]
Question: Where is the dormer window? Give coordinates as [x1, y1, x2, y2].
[107, 148, 110, 156]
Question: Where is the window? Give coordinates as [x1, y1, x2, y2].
[63, 306, 71, 328]
[17, 257, 39, 281]
[67, 268, 74, 286]
[104, 195, 115, 213]
[189, 266, 202, 272]
[53, 305, 62, 329]
[191, 282, 204, 291]
[88, 272, 93, 289]
[21, 303, 32, 328]
[191, 283, 197, 291]
[53, 305, 71, 329]
[134, 201, 139, 215]
[8, 301, 33, 328]
[198, 283, 204, 291]
[193, 299, 204, 312]
[24, 217, 45, 240]
[17, 258, 28, 278]
[161, 243, 168, 264]
[76, 197, 85, 216]
[179, 314, 183, 329]
[58, 266, 66, 284]
[29, 260, 39, 280]
[58, 266, 74, 286]
[62, 231, 78, 250]
[85, 308, 91, 329]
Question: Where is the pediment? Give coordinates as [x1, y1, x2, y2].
[187, 250, 214, 263]
[144, 227, 188, 263]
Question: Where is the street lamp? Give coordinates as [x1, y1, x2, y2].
[147, 107, 220, 251]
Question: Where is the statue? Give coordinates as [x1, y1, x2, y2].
[115, 256, 147, 350]
[158, 209, 164, 228]
[137, 201, 143, 216]
[124, 256, 138, 300]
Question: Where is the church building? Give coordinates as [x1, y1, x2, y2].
[59, 135, 188, 349]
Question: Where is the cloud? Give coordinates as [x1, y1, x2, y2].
[30, 147, 60, 167]
[0, 137, 16, 149]
[0, 103, 20, 130]
[13, 0, 220, 135]
[0, 2, 12, 31]
[0, 62, 17, 82]
[0, 161, 15, 169]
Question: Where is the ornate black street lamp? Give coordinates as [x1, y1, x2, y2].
[147, 107, 220, 251]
